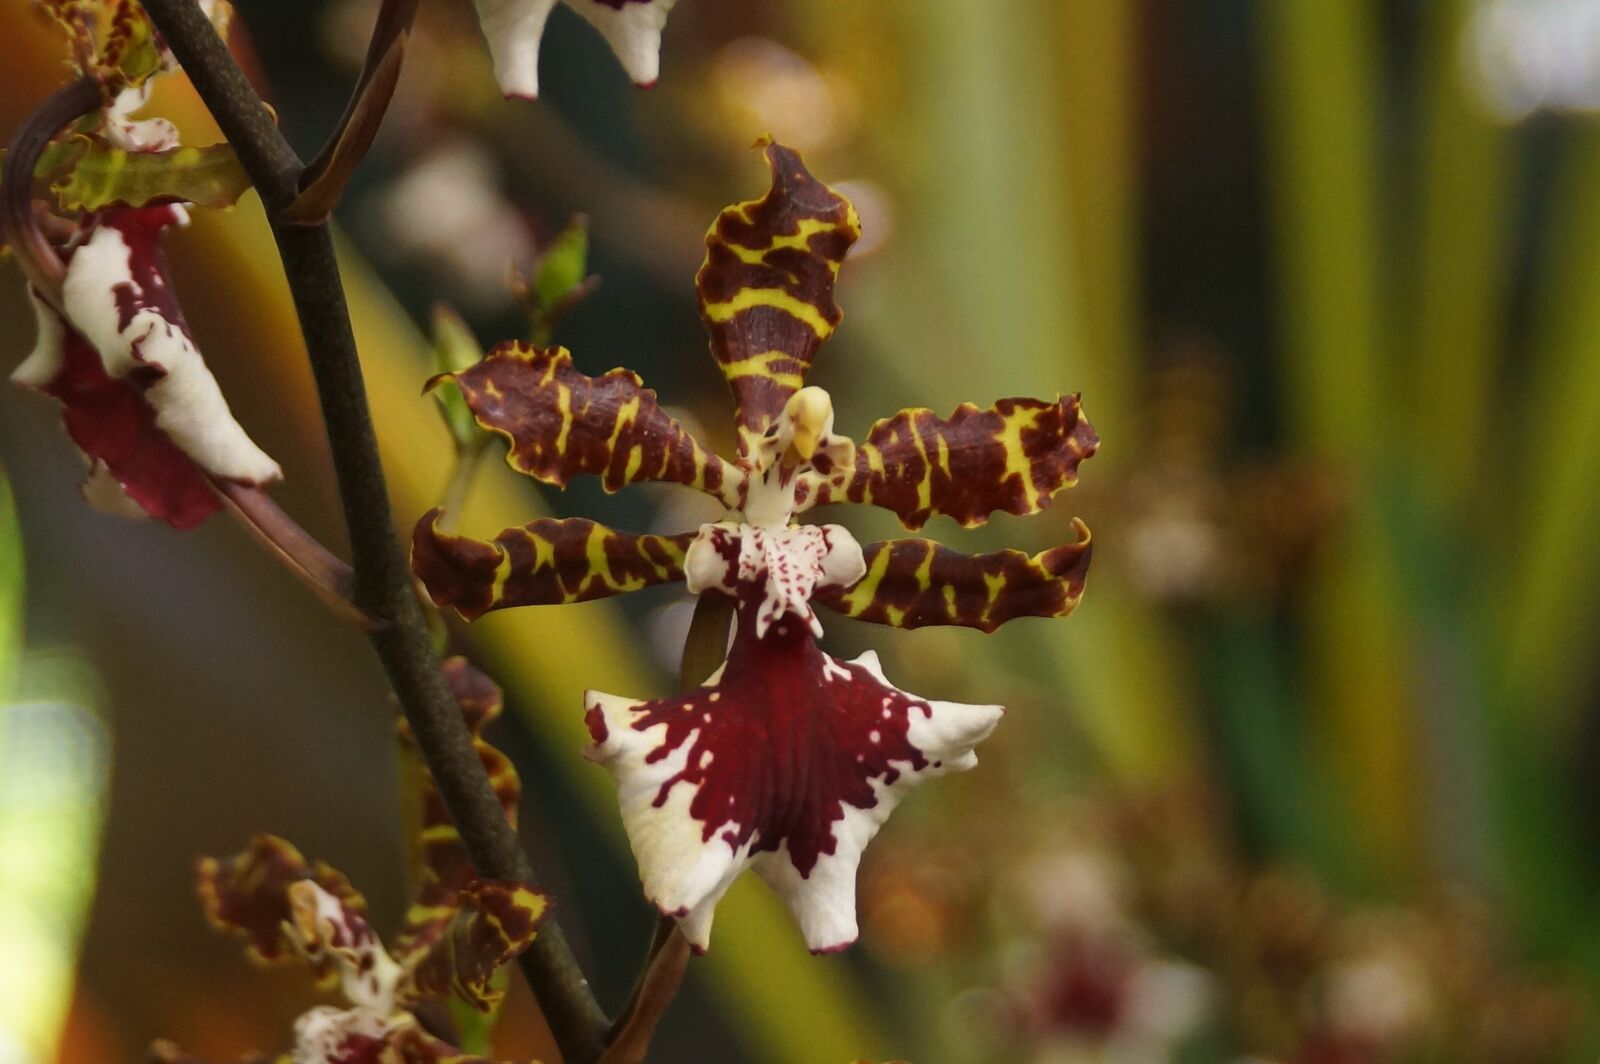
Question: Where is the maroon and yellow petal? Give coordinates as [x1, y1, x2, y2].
[400, 880, 549, 1011]
[393, 659, 533, 985]
[196, 835, 366, 983]
[815, 521, 1093, 633]
[441, 342, 740, 503]
[696, 139, 861, 457]
[412, 510, 695, 619]
[807, 395, 1099, 530]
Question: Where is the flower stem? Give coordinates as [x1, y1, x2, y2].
[135, 2, 611, 1058]
[1, 76, 98, 307]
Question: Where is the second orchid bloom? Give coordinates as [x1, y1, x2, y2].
[413, 141, 1098, 953]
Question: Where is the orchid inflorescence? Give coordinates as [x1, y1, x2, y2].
[154, 659, 547, 1064]
[8, 3, 1099, 1058]
[10, 0, 275, 530]
[413, 139, 1099, 953]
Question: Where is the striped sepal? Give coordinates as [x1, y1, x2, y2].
[696, 139, 860, 456]
[440, 342, 742, 505]
[806, 395, 1099, 530]
[816, 522, 1092, 632]
[413, 510, 695, 619]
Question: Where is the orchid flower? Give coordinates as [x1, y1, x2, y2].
[471, 0, 678, 99]
[154, 660, 547, 1064]
[11, 0, 279, 529]
[412, 141, 1099, 953]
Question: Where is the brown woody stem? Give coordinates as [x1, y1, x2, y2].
[136, 2, 610, 1059]
[215, 481, 373, 629]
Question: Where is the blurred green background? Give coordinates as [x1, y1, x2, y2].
[3, 0, 1600, 1061]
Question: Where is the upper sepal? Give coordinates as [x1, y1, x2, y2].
[806, 394, 1098, 530]
[816, 521, 1093, 632]
[697, 140, 861, 456]
[440, 342, 742, 504]
[413, 509, 696, 619]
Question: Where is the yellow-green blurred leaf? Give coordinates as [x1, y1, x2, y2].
[52, 139, 251, 212]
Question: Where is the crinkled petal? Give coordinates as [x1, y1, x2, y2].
[400, 881, 548, 1011]
[471, 0, 676, 99]
[393, 659, 538, 1000]
[443, 342, 741, 505]
[585, 606, 1001, 953]
[287, 881, 403, 1012]
[816, 521, 1093, 632]
[803, 394, 1099, 530]
[413, 510, 695, 619]
[696, 140, 861, 457]
[197, 835, 367, 986]
[294, 1013, 516, 1064]
[12, 205, 280, 527]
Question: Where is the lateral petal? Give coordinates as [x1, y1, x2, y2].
[816, 521, 1093, 632]
[412, 510, 695, 619]
[443, 342, 741, 504]
[805, 394, 1098, 530]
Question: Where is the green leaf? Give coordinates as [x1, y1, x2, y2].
[52, 140, 252, 212]
[530, 215, 591, 345]
[430, 304, 485, 450]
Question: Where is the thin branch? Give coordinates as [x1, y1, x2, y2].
[600, 918, 691, 1064]
[1, 76, 99, 306]
[285, 0, 419, 224]
[137, 2, 611, 1059]
[215, 481, 373, 629]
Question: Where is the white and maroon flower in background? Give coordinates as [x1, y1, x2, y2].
[470, 0, 679, 99]
[13, 1, 278, 529]
[412, 141, 1099, 953]
[13, 204, 281, 529]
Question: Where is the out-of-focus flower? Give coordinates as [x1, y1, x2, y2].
[412, 140, 1099, 952]
[14, 205, 281, 528]
[371, 140, 538, 311]
[153, 660, 547, 1063]
[1467, 0, 1600, 120]
[470, 0, 679, 99]
[12, 1, 277, 529]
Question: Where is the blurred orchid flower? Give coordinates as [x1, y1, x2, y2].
[14, 205, 281, 528]
[11, 1, 277, 529]
[154, 660, 546, 1063]
[471, 0, 678, 99]
[412, 141, 1098, 953]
